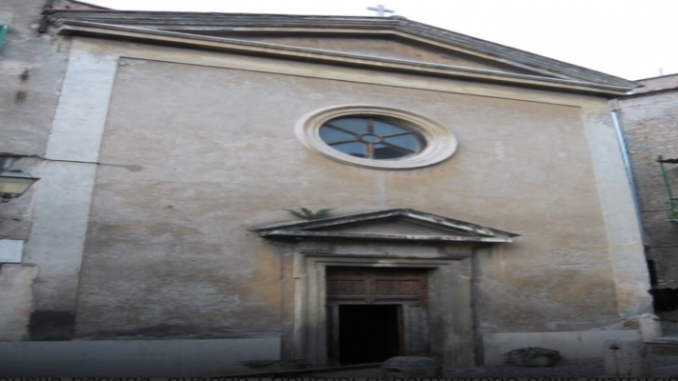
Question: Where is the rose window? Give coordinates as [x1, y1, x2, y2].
[318, 117, 425, 160]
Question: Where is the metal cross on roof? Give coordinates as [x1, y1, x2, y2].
[367, 4, 395, 17]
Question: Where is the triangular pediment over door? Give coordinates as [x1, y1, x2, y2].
[252, 208, 518, 367]
[251, 208, 519, 243]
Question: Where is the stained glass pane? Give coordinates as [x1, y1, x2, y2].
[334, 142, 367, 158]
[327, 118, 367, 134]
[384, 135, 420, 151]
[319, 126, 357, 143]
[374, 144, 410, 159]
[374, 120, 406, 135]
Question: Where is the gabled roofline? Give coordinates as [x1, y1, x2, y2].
[634, 72, 678, 82]
[251, 208, 519, 239]
[58, 0, 112, 10]
[615, 86, 678, 100]
[46, 11, 637, 95]
[52, 20, 632, 96]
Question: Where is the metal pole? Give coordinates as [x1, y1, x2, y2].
[611, 109, 648, 243]
[659, 160, 676, 212]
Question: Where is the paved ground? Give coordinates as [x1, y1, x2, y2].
[315, 355, 678, 378]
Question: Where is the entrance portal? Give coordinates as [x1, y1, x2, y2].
[326, 267, 429, 364]
[338, 305, 401, 363]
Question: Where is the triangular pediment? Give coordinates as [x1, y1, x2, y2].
[47, 11, 638, 96]
[177, 34, 554, 78]
[251, 208, 518, 243]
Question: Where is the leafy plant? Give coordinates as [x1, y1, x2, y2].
[505, 347, 563, 366]
[285, 207, 333, 220]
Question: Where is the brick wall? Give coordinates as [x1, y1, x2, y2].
[616, 75, 678, 296]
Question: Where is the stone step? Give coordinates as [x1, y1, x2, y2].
[649, 337, 678, 356]
[651, 337, 678, 344]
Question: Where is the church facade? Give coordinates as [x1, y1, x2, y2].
[0, 3, 652, 376]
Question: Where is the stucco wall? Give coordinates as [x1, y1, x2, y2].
[71, 55, 635, 341]
[0, 0, 105, 343]
[0, 0, 69, 343]
[0, 0, 70, 240]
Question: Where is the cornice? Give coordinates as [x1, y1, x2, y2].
[251, 208, 517, 243]
[47, 11, 637, 96]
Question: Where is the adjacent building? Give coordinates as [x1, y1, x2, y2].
[614, 74, 678, 322]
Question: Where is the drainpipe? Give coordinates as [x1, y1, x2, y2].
[610, 101, 648, 245]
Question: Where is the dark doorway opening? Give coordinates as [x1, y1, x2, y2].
[338, 305, 401, 364]
[651, 287, 678, 312]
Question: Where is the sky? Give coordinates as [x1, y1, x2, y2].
[85, 0, 678, 81]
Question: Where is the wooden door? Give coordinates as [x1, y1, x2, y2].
[326, 267, 429, 362]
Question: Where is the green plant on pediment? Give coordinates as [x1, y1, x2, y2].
[285, 207, 333, 220]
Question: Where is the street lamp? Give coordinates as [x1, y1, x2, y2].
[0, 170, 39, 203]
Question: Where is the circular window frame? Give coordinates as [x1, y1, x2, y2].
[297, 106, 458, 169]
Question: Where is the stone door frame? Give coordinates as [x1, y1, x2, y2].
[325, 267, 430, 362]
[292, 243, 478, 367]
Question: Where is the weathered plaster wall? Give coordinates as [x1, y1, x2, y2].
[580, 101, 652, 322]
[0, 1, 110, 342]
[23, 38, 117, 340]
[0, 0, 69, 343]
[71, 51, 641, 342]
[617, 88, 678, 291]
[0, 264, 38, 340]
[0, 0, 69, 240]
